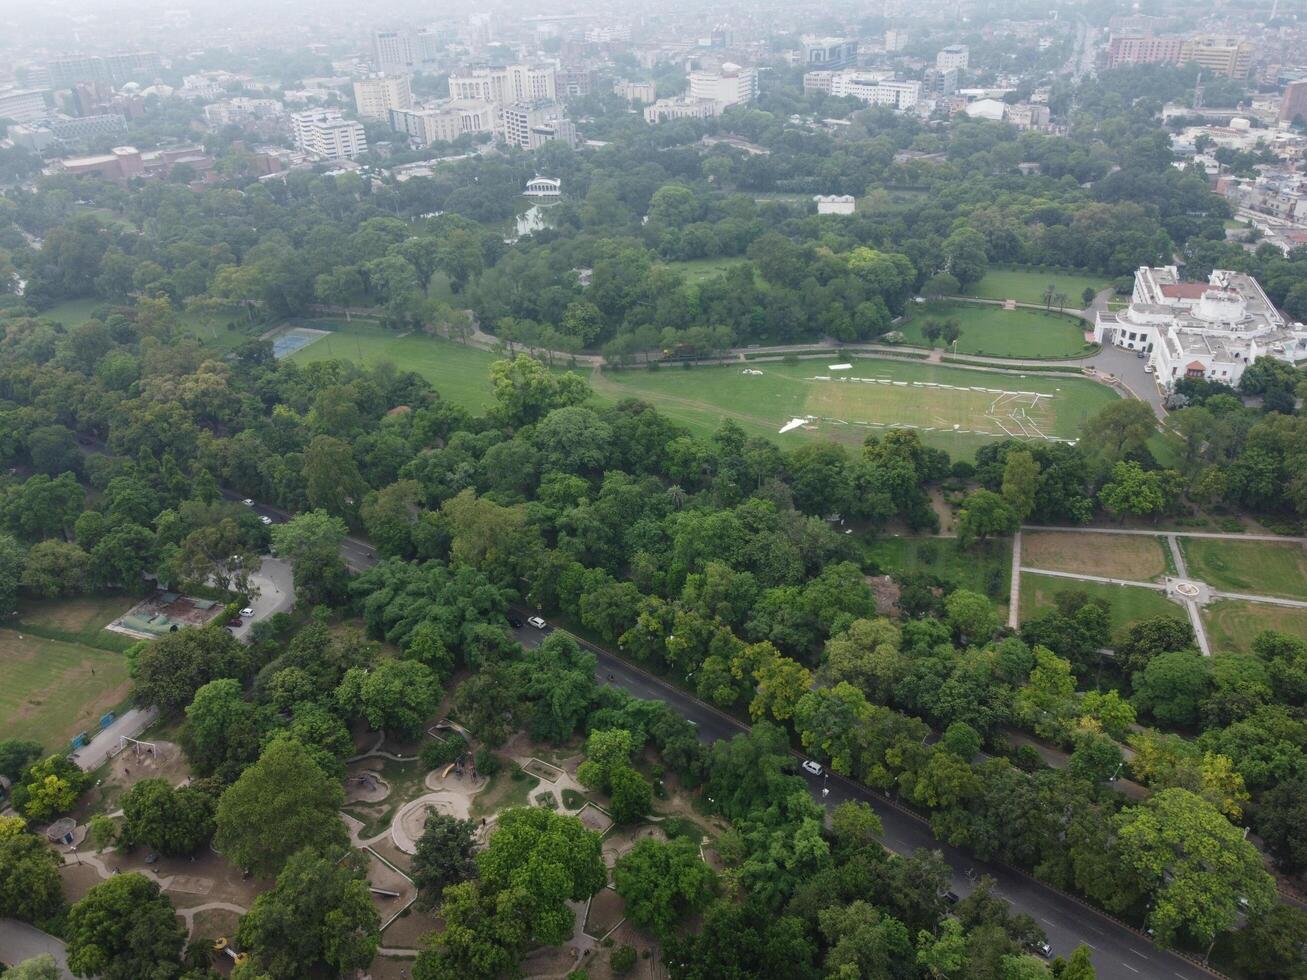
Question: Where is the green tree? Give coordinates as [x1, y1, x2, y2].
[131, 624, 251, 713]
[1001, 450, 1040, 521]
[414, 880, 528, 980]
[0, 532, 24, 615]
[21, 539, 90, 598]
[0, 738, 43, 780]
[411, 813, 478, 909]
[942, 227, 989, 287]
[0, 827, 64, 924]
[270, 510, 349, 606]
[10, 754, 90, 820]
[956, 489, 1018, 547]
[236, 849, 380, 979]
[65, 873, 186, 980]
[1098, 460, 1167, 521]
[336, 658, 439, 740]
[917, 918, 967, 978]
[214, 737, 348, 877]
[302, 435, 367, 518]
[120, 778, 216, 856]
[608, 765, 653, 824]
[577, 728, 635, 792]
[3, 954, 62, 980]
[1132, 650, 1211, 729]
[945, 589, 999, 645]
[475, 807, 606, 946]
[614, 837, 716, 938]
[488, 357, 590, 428]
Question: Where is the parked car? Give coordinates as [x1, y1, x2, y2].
[506, 616, 523, 628]
[943, 891, 961, 906]
[800, 759, 824, 777]
[527, 616, 547, 629]
[1028, 940, 1052, 958]
[259, 515, 273, 525]
[226, 617, 243, 627]
[241, 498, 254, 506]
[239, 607, 255, 618]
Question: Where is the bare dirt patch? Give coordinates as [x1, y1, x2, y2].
[362, 849, 416, 923]
[586, 920, 663, 980]
[584, 887, 627, 939]
[381, 906, 440, 950]
[60, 861, 104, 903]
[345, 770, 390, 804]
[368, 953, 422, 979]
[190, 907, 241, 943]
[1021, 531, 1168, 581]
[577, 802, 614, 834]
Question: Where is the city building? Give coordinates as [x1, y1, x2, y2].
[1279, 79, 1307, 123]
[389, 102, 495, 145]
[557, 67, 597, 99]
[643, 96, 722, 124]
[1180, 36, 1255, 80]
[923, 67, 959, 97]
[203, 98, 285, 127]
[936, 45, 970, 71]
[0, 88, 50, 123]
[45, 52, 162, 88]
[687, 65, 757, 107]
[815, 194, 856, 215]
[815, 70, 918, 109]
[290, 109, 368, 160]
[353, 75, 412, 121]
[800, 36, 859, 71]
[51, 144, 212, 182]
[1093, 266, 1307, 388]
[501, 101, 576, 150]
[963, 98, 1008, 121]
[1107, 34, 1185, 68]
[884, 30, 908, 53]
[1006, 103, 1051, 131]
[46, 113, 128, 142]
[448, 65, 557, 105]
[614, 80, 656, 104]
[584, 25, 632, 43]
[373, 31, 415, 75]
[524, 176, 562, 197]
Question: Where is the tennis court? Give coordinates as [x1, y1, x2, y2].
[263, 323, 331, 359]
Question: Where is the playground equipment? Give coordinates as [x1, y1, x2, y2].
[369, 886, 402, 898]
[211, 937, 249, 966]
[116, 735, 158, 760]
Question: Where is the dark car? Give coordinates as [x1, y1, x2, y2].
[506, 616, 523, 629]
[943, 891, 961, 906]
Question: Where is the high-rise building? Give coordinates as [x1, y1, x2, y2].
[353, 76, 412, 120]
[448, 65, 556, 105]
[501, 100, 575, 149]
[373, 31, 415, 75]
[1279, 79, 1307, 123]
[936, 45, 969, 70]
[46, 52, 161, 87]
[558, 67, 596, 99]
[1179, 36, 1254, 79]
[389, 102, 495, 145]
[884, 30, 908, 52]
[800, 36, 859, 70]
[1107, 34, 1185, 68]
[290, 109, 368, 160]
[923, 67, 958, 97]
[0, 88, 50, 123]
[687, 65, 757, 107]
[614, 80, 656, 104]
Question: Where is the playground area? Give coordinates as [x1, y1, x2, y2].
[107, 591, 225, 639]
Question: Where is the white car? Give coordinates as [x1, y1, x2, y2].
[801, 760, 824, 777]
[259, 515, 273, 525]
[241, 498, 254, 506]
[239, 607, 255, 618]
[527, 616, 547, 629]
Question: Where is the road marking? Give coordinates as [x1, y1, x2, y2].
[1131, 949, 1149, 959]
[1121, 963, 1139, 974]
[1039, 916, 1054, 924]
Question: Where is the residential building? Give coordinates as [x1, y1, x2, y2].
[815, 194, 856, 215]
[448, 65, 557, 105]
[557, 67, 596, 99]
[643, 96, 722, 124]
[389, 102, 495, 145]
[936, 45, 970, 71]
[923, 67, 959, 97]
[1107, 34, 1185, 68]
[1093, 266, 1307, 389]
[203, 98, 285, 127]
[800, 36, 859, 71]
[584, 26, 631, 43]
[1180, 36, 1254, 80]
[501, 101, 576, 150]
[290, 109, 368, 160]
[0, 88, 50, 123]
[8, 124, 58, 152]
[353, 76, 412, 121]
[1279, 79, 1307, 123]
[687, 65, 757, 107]
[884, 30, 908, 53]
[614, 80, 656, 104]
[1006, 103, 1051, 131]
[819, 71, 918, 109]
[373, 31, 415, 75]
[46, 52, 161, 88]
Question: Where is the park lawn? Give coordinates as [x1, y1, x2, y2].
[13, 595, 137, 651]
[36, 297, 112, 326]
[661, 256, 750, 284]
[594, 357, 1119, 460]
[287, 322, 505, 413]
[0, 630, 131, 749]
[1020, 531, 1171, 581]
[864, 535, 1011, 605]
[1202, 599, 1307, 655]
[899, 301, 1095, 359]
[961, 269, 1110, 307]
[1019, 573, 1183, 638]
[1179, 538, 1307, 601]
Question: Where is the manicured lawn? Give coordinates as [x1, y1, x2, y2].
[595, 357, 1120, 460]
[1019, 573, 1183, 638]
[1179, 538, 1307, 601]
[661, 257, 750, 284]
[864, 535, 1011, 603]
[961, 269, 1110, 308]
[0, 630, 132, 749]
[1202, 599, 1307, 655]
[14, 595, 137, 652]
[1021, 531, 1171, 581]
[287, 322, 506, 413]
[899, 301, 1095, 359]
[36, 297, 113, 325]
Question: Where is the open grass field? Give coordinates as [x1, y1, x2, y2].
[1021, 531, 1171, 581]
[662, 256, 750, 284]
[1179, 538, 1307, 601]
[14, 595, 137, 651]
[1202, 599, 1307, 655]
[899, 301, 1095, 359]
[36, 297, 111, 326]
[1019, 573, 1183, 637]
[285, 320, 502, 412]
[0, 630, 132, 748]
[864, 535, 1011, 603]
[596, 357, 1120, 459]
[960, 269, 1110, 308]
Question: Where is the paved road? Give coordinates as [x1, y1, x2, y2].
[0, 919, 72, 977]
[69, 706, 159, 772]
[503, 617, 1220, 980]
[230, 557, 294, 640]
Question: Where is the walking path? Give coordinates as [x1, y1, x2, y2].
[0, 920, 72, 979]
[1008, 530, 1023, 630]
[1023, 525, 1307, 544]
[1163, 535, 1211, 656]
[1021, 568, 1163, 591]
[70, 706, 159, 771]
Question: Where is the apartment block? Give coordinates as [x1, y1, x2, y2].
[290, 109, 368, 160]
[353, 75, 412, 121]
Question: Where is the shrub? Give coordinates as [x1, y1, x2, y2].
[474, 747, 502, 776]
[611, 945, 638, 973]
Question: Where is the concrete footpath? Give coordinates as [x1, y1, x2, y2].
[69, 706, 159, 772]
[0, 919, 72, 978]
